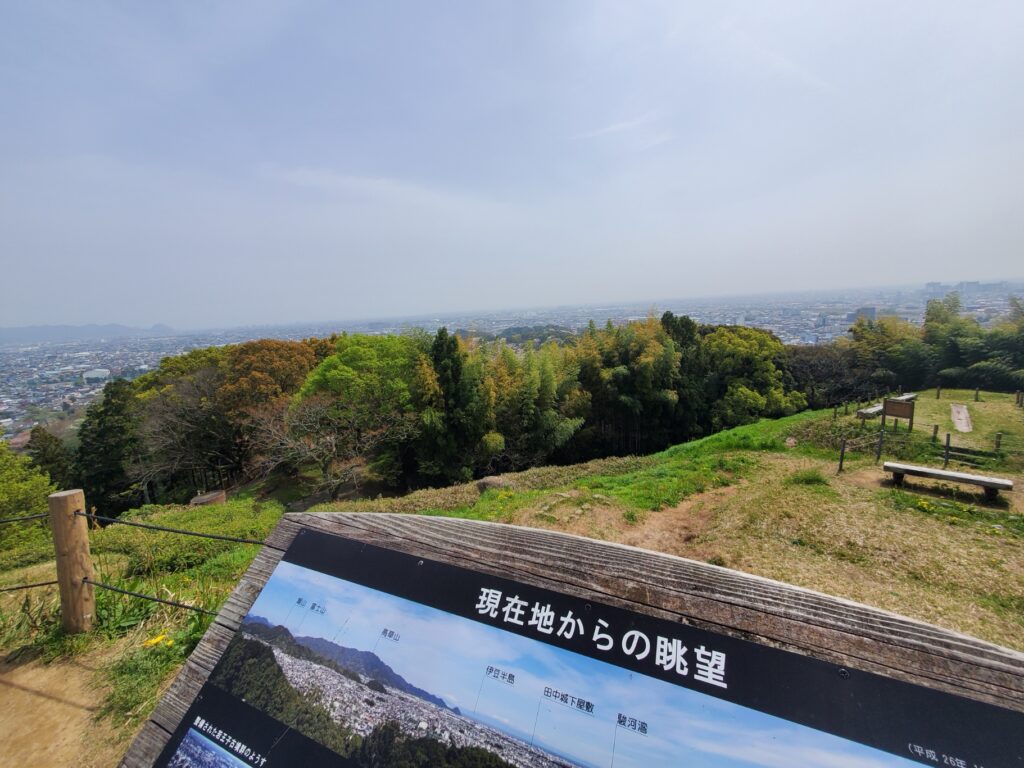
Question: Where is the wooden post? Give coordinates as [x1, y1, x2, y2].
[975, 387, 980, 402]
[995, 433, 1002, 452]
[936, 386, 941, 400]
[48, 489, 94, 634]
[837, 438, 847, 474]
[931, 424, 939, 443]
[944, 433, 951, 469]
[875, 429, 885, 463]
[909, 409, 914, 433]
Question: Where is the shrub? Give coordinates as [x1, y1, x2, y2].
[786, 469, 829, 486]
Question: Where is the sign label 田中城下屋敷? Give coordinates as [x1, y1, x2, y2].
[154, 528, 1021, 768]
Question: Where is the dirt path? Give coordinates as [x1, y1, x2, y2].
[618, 485, 738, 559]
[951, 403, 973, 432]
[0, 655, 124, 767]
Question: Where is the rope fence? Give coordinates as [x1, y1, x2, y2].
[0, 580, 58, 594]
[1, 489, 268, 631]
[83, 577, 218, 617]
[0, 513, 50, 525]
[75, 511, 266, 546]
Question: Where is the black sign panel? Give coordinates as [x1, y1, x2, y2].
[156, 528, 1022, 768]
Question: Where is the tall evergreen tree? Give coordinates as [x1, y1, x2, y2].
[26, 426, 75, 489]
[76, 379, 141, 516]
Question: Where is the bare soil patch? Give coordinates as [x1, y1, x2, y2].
[509, 490, 629, 541]
[0, 644, 128, 768]
[618, 485, 739, 559]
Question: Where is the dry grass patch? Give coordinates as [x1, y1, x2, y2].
[665, 455, 1024, 649]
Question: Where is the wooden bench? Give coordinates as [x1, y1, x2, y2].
[882, 461, 1014, 500]
[856, 403, 883, 419]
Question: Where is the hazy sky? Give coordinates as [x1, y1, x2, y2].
[2, 2, 1022, 329]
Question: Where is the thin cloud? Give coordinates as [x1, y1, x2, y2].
[572, 111, 659, 140]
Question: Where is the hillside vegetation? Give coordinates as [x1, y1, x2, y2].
[21, 290, 1024, 531]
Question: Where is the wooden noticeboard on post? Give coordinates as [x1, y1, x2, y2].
[120, 513, 1024, 768]
[883, 398, 916, 431]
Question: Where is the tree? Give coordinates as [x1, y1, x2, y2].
[702, 326, 805, 429]
[0, 440, 55, 549]
[75, 379, 141, 517]
[413, 328, 487, 483]
[134, 366, 241, 499]
[26, 426, 75, 489]
[220, 339, 317, 417]
[250, 393, 417, 498]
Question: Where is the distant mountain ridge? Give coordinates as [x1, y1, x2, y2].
[242, 615, 453, 712]
[0, 323, 176, 344]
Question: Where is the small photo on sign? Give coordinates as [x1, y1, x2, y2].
[167, 728, 250, 768]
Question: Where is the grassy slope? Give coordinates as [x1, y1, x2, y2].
[315, 394, 1024, 648]
[1, 392, 1022, 762]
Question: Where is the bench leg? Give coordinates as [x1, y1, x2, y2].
[893, 473, 904, 486]
[984, 487, 998, 502]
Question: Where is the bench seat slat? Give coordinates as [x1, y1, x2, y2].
[883, 462, 1014, 490]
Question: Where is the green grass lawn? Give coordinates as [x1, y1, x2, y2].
[904, 388, 1024, 452]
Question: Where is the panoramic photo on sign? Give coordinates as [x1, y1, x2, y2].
[156, 529, 1021, 768]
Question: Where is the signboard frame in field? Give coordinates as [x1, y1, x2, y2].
[884, 399, 916, 421]
[120, 513, 1024, 768]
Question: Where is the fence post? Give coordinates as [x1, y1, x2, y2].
[875, 429, 885, 464]
[974, 387, 980, 402]
[936, 386, 941, 399]
[943, 433, 951, 469]
[48, 489, 94, 634]
[837, 438, 847, 474]
[931, 424, 939, 443]
[995, 433, 1002, 452]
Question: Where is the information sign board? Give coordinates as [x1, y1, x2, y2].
[884, 399, 916, 421]
[150, 527, 1021, 768]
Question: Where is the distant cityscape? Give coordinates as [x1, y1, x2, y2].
[2, 280, 1020, 442]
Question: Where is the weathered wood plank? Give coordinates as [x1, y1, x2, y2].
[215, 545, 286, 631]
[285, 513, 1024, 708]
[121, 539, 286, 766]
[118, 721, 171, 768]
[883, 462, 1013, 489]
[149, 658, 212, 734]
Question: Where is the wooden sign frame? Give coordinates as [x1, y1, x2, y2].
[884, 399, 916, 421]
[119, 512, 1024, 767]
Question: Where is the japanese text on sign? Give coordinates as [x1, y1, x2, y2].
[543, 686, 595, 714]
[617, 713, 649, 735]
[193, 716, 267, 766]
[476, 587, 728, 689]
[485, 665, 515, 685]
